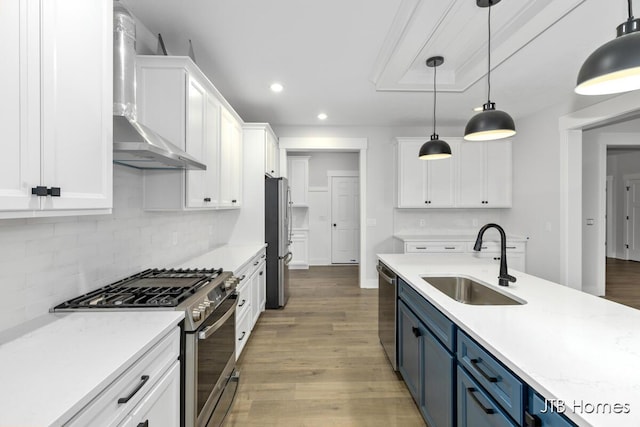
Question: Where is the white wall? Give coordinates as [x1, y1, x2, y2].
[294, 152, 359, 187]
[502, 104, 567, 283]
[0, 166, 238, 333]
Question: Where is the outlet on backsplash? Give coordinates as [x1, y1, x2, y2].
[419, 219, 426, 227]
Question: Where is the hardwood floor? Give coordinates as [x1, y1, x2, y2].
[604, 258, 640, 310]
[224, 266, 425, 427]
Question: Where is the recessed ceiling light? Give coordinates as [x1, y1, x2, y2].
[270, 83, 284, 93]
[317, 113, 328, 120]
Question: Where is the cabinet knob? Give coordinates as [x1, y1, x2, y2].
[333, 223, 337, 227]
[411, 326, 421, 338]
[204, 197, 211, 202]
[232, 199, 237, 203]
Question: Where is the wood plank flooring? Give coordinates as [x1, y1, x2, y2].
[224, 266, 425, 427]
[604, 258, 640, 310]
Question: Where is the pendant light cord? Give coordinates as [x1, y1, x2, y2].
[487, 4, 492, 104]
[629, 0, 634, 20]
[433, 63, 437, 136]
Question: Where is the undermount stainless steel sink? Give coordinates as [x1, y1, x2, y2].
[422, 276, 525, 306]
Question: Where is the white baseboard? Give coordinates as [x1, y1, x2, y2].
[289, 263, 309, 270]
[309, 258, 331, 266]
[361, 278, 378, 289]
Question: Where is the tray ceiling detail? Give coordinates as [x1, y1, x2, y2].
[370, 0, 586, 92]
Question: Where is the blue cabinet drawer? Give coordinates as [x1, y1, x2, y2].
[528, 390, 576, 427]
[457, 366, 517, 427]
[457, 330, 524, 425]
[398, 278, 456, 352]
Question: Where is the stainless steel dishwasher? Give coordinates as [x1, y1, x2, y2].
[377, 261, 398, 371]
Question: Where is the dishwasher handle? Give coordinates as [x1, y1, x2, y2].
[376, 264, 396, 285]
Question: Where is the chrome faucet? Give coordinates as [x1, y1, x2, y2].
[474, 223, 516, 287]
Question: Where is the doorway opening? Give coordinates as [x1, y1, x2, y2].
[278, 137, 368, 288]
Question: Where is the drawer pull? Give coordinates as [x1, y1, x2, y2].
[238, 299, 246, 307]
[137, 421, 149, 427]
[444, 247, 456, 250]
[416, 247, 427, 250]
[238, 331, 246, 341]
[470, 358, 498, 383]
[411, 326, 421, 338]
[253, 261, 259, 266]
[467, 387, 495, 414]
[118, 375, 149, 404]
[506, 246, 516, 249]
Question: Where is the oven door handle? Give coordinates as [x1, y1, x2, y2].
[198, 297, 238, 340]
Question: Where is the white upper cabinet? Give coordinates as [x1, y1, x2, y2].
[0, 0, 112, 217]
[396, 138, 458, 208]
[288, 156, 310, 206]
[396, 137, 511, 209]
[137, 56, 242, 210]
[219, 107, 243, 208]
[265, 128, 279, 177]
[457, 140, 512, 208]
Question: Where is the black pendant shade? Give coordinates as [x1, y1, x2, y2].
[419, 134, 452, 160]
[464, 0, 516, 142]
[576, 4, 640, 95]
[419, 56, 452, 160]
[464, 102, 516, 141]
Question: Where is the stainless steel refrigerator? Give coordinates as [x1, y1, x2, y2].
[265, 177, 292, 308]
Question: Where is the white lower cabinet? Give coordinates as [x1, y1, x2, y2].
[290, 230, 309, 269]
[66, 328, 180, 427]
[403, 239, 527, 272]
[234, 248, 267, 359]
[118, 362, 180, 427]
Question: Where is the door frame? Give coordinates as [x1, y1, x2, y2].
[278, 137, 369, 288]
[624, 175, 640, 261]
[606, 175, 615, 259]
[560, 91, 640, 290]
[328, 171, 360, 264]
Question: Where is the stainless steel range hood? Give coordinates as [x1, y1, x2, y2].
[112, 1, 206, 170]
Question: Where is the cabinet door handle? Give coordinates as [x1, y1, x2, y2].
[259, 271, 264, 276]
[117, 375, 150, 404]
[253, 261, 259, 266]
[470, 358, 498, 382]
[411, 326, 421, 338]
[232, 199, 237, 203]
[137, 421, 149, 427]
[238, 299, 246, 307]
[238, 331, 246, 341]
[31, 186, 47, 196]
[466, 387, 495, 414]
[204, 197, 211, 202]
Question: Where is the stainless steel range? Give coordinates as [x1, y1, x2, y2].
[53, 268, 240, 427]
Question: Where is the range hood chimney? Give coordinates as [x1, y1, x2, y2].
[112, 1, 206, 170]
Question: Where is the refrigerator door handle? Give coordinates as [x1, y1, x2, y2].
[281, 252, 293, 265]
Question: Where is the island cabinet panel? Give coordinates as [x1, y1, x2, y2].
[526, 391, 574, 427]
[457, 366, 518, 427]
[398, 279, 455, 427]
[457, 330, 524, 425]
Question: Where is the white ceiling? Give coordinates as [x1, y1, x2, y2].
[122, 0, 636, 129]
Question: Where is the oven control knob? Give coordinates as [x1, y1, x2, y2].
[224, 279, 233, 290]
[192, 309, 202, 322]
[203, 300, 211, 308]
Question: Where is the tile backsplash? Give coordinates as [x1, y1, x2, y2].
[0, 165, 239, 333]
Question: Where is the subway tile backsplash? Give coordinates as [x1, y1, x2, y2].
[0, 165, 239, 333]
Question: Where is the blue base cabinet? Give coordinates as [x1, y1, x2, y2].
[395, 277, 577, 427]
[398, 282, 454, 427]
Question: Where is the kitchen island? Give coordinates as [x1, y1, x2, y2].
[378, 253, 640, 427]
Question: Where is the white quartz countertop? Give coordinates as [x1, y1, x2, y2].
[178, 243, 266, 275]
[394, 233, 528, 242]
[377, 253, 640, 427]
[0, 311, 184, 427]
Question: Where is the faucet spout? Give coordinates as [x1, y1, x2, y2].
[474, 223, 517, 287]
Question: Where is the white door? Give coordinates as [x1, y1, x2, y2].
[331, 177, 359, 264]
[626, 180, 640, 262]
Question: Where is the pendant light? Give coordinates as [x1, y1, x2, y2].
[576, 0, 640, 95]
[464, 0, 516, 142]
[419, 56, 452, 160]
